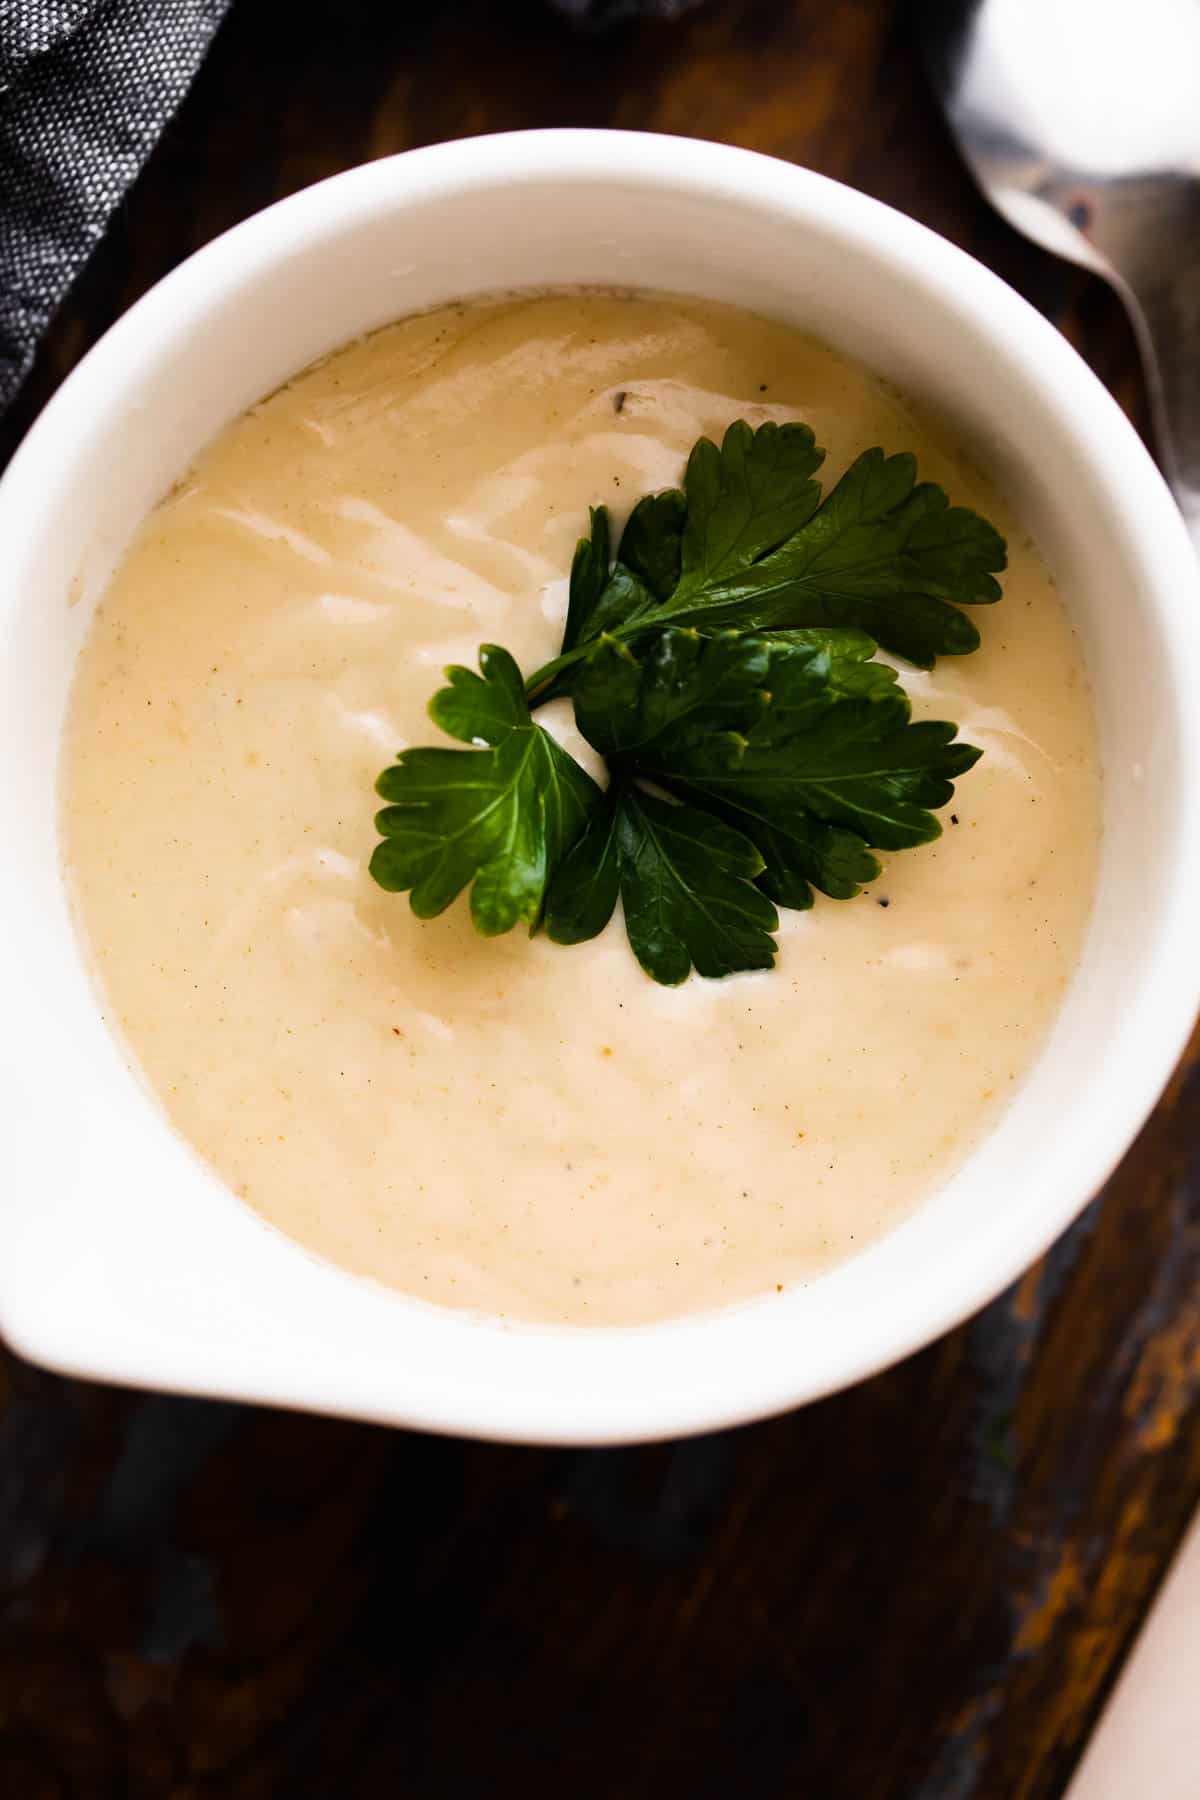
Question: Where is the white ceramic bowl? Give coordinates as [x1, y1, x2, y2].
[2, 130, 1198, 1445]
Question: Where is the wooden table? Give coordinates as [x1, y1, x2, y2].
[3, 2, 1197, 1795]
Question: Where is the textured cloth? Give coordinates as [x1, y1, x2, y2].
[0, 1, 233, 411]
[0, 0, 704, 416]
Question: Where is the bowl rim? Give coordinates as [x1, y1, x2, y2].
[3, 127, 1199, 1444]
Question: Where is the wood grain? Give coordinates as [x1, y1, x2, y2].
[2, 2, 1196, 1796]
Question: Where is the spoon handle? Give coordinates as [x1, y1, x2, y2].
[1083, 173, 1200, 537]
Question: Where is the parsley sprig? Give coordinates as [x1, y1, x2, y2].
[370, 420, 1003, 983]
[370, 647, 600, 935]
[526, 420, 1005, 698]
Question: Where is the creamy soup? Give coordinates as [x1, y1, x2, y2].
[62, 294, 1100, 1325]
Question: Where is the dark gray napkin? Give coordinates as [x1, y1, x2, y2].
[0, 0, 704, 417]
[0, 1, 233, 412]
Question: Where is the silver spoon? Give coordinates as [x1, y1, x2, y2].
[922, 0, 1200, 542]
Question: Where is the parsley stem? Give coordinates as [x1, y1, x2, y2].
[525, 623, 658, 705]
[524, 645, 593, 706]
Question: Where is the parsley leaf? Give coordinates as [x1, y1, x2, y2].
[555, 422, 823, 662]
[663, 447, 1004, 666]
[541, 790, 622, 946]
[571, 629, 978, 908]
[427, 643, 531, 745]
[525, 422, 1006, 696]
[661, 686, 980, 852]
[754, 627, 900, 701]
[676, 419, 825, 586]
[616, 488, 687, 601]
[545, 785, 780, 984]
[735, 811, 880, 911]
[561, 506, 612, 655]
[370, 645, 600, 934]
[559, 509, 657, 661]
[568, 628, 770, 759]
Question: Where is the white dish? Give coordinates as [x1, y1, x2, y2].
[1, 129, 1197, 1444]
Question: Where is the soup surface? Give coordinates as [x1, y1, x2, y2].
[62, 293, 1101, 1325]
